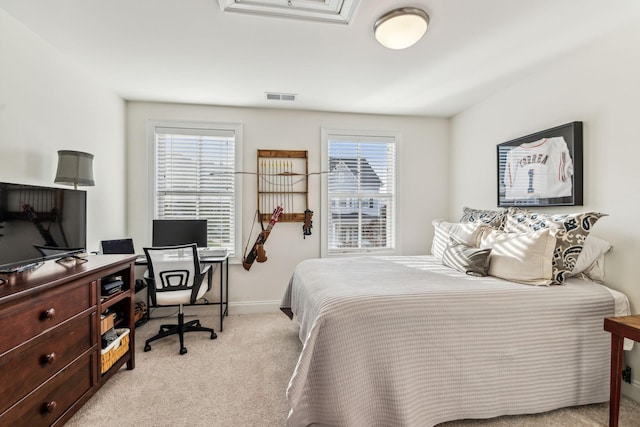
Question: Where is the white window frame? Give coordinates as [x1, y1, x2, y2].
[147, 120, 243, 260]
[321, 128, 402, 257]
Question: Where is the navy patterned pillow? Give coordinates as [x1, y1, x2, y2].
[459, 207, 507, 229]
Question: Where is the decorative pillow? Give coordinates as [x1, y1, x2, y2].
[503, 209, 607, 284]
[442, 242, 492, 277]
[459, 207, 507, 229]
[431, 220, 486, 260]
[571, 235, 612, 276]
[570, 235, 612, 283]
[580, 256, 608, 283]
[503, 207, 556, 232]
[479, 228, 556, 286]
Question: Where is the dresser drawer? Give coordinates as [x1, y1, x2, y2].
[0, 279, 94, 355]
[0, 351, 95, 427]
[0, 311, 95, 414]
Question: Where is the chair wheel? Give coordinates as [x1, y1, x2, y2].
[144, 344, 151, 352]
[211, 332, 217, 339]
[180, 347, 188, 355]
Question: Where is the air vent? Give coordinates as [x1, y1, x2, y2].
[265, 92, 297, 101]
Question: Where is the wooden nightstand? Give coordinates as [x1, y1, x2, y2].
[603, 315, 640, 427]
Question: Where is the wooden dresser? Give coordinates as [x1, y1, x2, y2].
[0, 254, 136, 426]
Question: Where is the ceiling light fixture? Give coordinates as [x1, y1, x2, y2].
[374, 7, 429, 50]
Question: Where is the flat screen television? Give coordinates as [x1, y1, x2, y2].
[152, 219, 208, 247]
[0, 182, 87, 272]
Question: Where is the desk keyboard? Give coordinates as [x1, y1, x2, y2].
[198, 248, 227, 258]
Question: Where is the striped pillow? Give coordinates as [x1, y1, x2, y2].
[442, 242, 492, 277]
[431, 220, 487, 260]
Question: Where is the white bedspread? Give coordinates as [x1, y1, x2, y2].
[281, 255, 628, 427]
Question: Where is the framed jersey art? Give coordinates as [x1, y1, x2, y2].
[497, 121, 583, 207]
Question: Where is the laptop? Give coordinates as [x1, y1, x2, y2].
[100, 238, 136, 255]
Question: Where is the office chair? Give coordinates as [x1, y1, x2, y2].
[142, 243, 217, 355]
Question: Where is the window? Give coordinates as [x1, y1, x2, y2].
[321, 129, 399, 256]
[151, 121, 242, 257]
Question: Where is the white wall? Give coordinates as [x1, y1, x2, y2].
[0, 10, 127, 249]
[126, 102, 449, 311]
[450, 22, 640, 400]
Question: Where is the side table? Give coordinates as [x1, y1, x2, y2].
[603, 314, 640, 427]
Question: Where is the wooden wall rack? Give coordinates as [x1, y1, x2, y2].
[257, 149, 308, 222]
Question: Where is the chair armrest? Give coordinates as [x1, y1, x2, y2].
[143, 272, 157, 306]
[201, 264, 212, 292]
[200, 264, 211, 276]
[190, 264, 212, 303]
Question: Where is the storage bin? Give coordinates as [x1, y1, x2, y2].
[100, 313, 116, 335]
[100, 328, 130, 374]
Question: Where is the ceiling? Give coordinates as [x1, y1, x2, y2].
[2, 0, 640, 117]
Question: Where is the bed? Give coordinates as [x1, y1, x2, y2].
[280, 253, 631, 427]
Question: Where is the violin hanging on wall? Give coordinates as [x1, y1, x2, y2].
[242, 206, 284, 271]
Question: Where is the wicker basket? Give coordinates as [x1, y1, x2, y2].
[101, 328, 130, 374]
[100, 313, 116, 335]
[134, 301, 146, 323]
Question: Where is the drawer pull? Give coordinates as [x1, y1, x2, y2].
[44, 401, 57, 413]
[42, 352, 57, 365]
[41, 308, 56, 320]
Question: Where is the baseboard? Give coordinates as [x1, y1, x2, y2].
[228, 300, 283, 314]
[161, 300, 283, 318]
[622, 379, 640, 403]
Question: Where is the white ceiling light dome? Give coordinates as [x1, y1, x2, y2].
[374, 7, 430, 50]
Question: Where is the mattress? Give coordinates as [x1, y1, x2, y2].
[281, 255, 630, 427]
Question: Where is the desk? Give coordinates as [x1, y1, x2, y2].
[136, 254, 229, 331]
[603, 314, 640, 427]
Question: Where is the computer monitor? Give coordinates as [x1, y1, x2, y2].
[152, 219, 208, 248]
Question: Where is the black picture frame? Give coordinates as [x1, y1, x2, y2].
[497, 121, 583, 207]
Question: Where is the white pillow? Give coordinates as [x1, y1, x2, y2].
[581, 257, 607, 283]
[431, 220, 486, 260]
[479, 228, 556, 286]
[571, 235, 612, 279]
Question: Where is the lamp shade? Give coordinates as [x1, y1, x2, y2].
[54, 150, 95, 189]
[374, 8, 429, 50]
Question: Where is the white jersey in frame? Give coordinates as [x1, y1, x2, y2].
[504, 137, 573, 200]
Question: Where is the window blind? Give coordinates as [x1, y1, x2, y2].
[155, 127, 236, 256]
[326, 136, 396, 254]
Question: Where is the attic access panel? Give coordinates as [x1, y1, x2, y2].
[218, 0, 360, 24]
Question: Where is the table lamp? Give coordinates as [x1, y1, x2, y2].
[54, 150, 95, 190]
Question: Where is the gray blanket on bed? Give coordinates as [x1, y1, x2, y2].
[281, 256, 614, 427]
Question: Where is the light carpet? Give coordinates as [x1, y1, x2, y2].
[67, 313, 640, 426]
